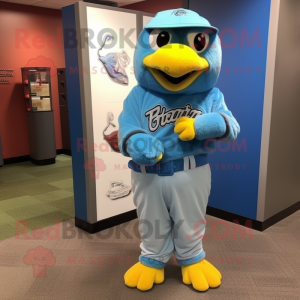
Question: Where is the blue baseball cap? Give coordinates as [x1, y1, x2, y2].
[145, 8, 218, 33]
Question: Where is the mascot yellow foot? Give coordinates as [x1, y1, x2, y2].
[181, 259, 222, 292]
[124, 262, 164, 291]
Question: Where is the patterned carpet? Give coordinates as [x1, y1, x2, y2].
[0, 212, 299, 300]
[0, 155, 74, 240]
[0, 156, 299, 299]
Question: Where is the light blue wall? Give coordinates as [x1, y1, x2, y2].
[189, 0, 271, 219]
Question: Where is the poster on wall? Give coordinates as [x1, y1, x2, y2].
[86, 7, 138, 221]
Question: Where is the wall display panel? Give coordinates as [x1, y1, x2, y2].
[86, 6, 137, 221]
[64, 1, 300, 232]
[62, 3, 154, 227]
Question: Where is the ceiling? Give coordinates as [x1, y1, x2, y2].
[1, 0, 145, 9]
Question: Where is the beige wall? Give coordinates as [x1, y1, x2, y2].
[264, 0, 300, 220]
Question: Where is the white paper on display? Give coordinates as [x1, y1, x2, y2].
[30, 83, 50, 97]
[31, 97, 51, 111]
[86, 7, 139, 221]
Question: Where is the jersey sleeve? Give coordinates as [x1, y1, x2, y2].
[194, 88, 240, 141]
[118, 86, 148, 156]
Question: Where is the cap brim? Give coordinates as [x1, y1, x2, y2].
[145, 23, 219, 34]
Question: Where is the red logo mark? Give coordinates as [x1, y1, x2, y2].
[84, 157, 106, 179]
[23, 246, 56, 277]
[25, 56, 57, 77]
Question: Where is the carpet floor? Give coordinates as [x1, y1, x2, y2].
[0, 155, 299, 299]
[0, 155, 74, 240]
[0, 211, 299, 300]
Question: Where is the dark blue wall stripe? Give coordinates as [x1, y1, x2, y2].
[189, 0, 271, 219]
[62, 5, 88, 221]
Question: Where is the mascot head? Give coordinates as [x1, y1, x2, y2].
[134, 9, 221, 95]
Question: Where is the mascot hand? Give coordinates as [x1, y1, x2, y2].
[124, 262, 164, 291]
[127, 133, 163, 166]
[174, 117, 196, 141]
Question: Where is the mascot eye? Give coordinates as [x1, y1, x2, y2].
[149, 29, 172, 50]
[188, 32, 209, 53]
[157, 31, 171, 47]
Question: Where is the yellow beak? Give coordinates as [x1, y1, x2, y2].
[143, 44, 209, 92]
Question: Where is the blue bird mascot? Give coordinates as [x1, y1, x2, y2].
[118, 9, 240, 292]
